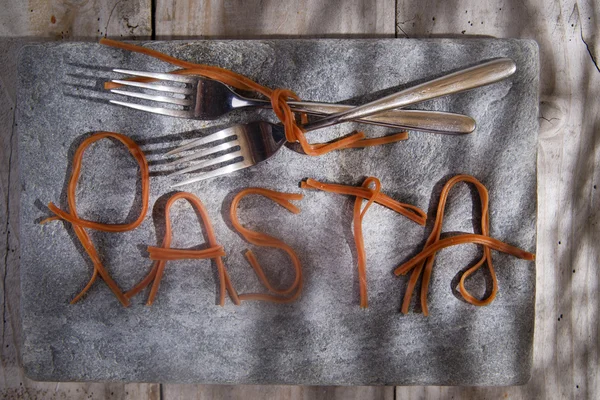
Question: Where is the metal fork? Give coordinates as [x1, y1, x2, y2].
[167, 121, 285, 187]
[109, 70, 476, 135]
[165, 58, 517, 187]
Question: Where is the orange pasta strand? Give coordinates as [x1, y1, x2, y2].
[126, 192, 240, 306]
[301, 178, 426, 226]
[394, 174, 536, 315]
[42, 132, 150, 306]
[229, 188, 304, 303]
[302, 177, 426, 308]
[312, 131, 409, 149]
[353, 177, 382, 308]
[99, 38, 408, 154]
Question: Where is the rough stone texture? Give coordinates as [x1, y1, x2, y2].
[16, 39, 538, 385]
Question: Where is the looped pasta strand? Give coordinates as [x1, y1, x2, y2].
[42, 132, 150, 307]
[394, 174, 535, 315]
[230, 188, 304, 303]
[126, 192, 240, 306]
[301, 177, 427, 308]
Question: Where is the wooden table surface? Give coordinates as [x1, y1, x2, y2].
[0, 0, 597, 399]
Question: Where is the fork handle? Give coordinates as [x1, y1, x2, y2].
[302, 58, 517, 132]
[236, 97, 475, 134]
[287, 102, 475, 134]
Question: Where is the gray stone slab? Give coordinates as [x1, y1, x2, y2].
[17, 39, 538, 385]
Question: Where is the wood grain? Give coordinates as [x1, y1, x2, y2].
[1, 0, 151, 38]
[155, 0, 396, 38]
[163, 384, 394, 400]
[395, 0, 600, 399]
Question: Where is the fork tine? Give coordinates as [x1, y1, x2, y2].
[165, 140, 240, 167]
[113, 69, 197, 83]
[171, 161, 250, 188]
[165, 127, 238, 156]
[109, 100, 192, 118]
[111, 79, 193, 95]
[169, 151, 244, 177]
[111, 89, 193, 106]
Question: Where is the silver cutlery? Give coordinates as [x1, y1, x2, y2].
[108, 69, 476, 135]
[167, 121, 286, 187]
[303, 58, 516, 131]
[165, 58, 517, 186]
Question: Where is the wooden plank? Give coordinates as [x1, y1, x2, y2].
[395, 1, 599, 399]
[0, 1, 155, 399]
[0, 0, 151, 38]
[1, 382, 160, 400]
[155, 0, 396, 38]
[162, 384, 394, 400]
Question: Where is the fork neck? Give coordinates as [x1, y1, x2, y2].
[230, 94, 271, 109]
